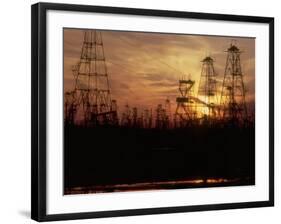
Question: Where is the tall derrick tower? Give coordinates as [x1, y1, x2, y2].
[220, 43, 248, 125]
[198, 56, 218, 120]
[71, 30, 118, 126]
[174, 76, 196, 127]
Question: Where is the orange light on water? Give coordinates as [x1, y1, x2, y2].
[206, 178, 228, 183]
[192, 179, 204, 184]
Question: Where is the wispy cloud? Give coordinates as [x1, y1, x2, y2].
[64, 29, 255, 114]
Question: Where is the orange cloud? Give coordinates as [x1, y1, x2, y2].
[64, 29, 255, 116]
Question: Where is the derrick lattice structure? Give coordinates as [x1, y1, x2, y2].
[198, 56, 219, 120]
[220, 43, 248, 125]
[174, 76, 196, 127]
[65, 30, 118, 126]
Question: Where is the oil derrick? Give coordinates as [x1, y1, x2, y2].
[174, 76, 196, 127]
[143, 109, 152, 129]
[64, 91, 77, 125]
[121, 104, 131, 127]
[198, 56, 219, 121]
[220, 43, 248, 126]
[71, 30, 118, 126]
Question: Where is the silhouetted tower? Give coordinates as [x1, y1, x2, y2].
[220, 43, 248, 125]
[174, 76, 196, 127]
[198, 56, 218, 119]
[143, 109, 152, 129]
[72, 30, 118, 126]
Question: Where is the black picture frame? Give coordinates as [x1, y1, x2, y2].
[31, 2, 274, 222]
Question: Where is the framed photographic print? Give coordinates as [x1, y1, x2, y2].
[31, 2, 274, 222]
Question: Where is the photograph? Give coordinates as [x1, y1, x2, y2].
[63, 28, 255, 195]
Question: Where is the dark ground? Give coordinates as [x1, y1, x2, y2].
[64, 125, 255, 194]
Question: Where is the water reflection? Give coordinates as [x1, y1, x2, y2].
[65, 177, 251, 195]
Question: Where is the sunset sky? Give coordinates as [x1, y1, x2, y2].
[64, 28, 255, 115]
